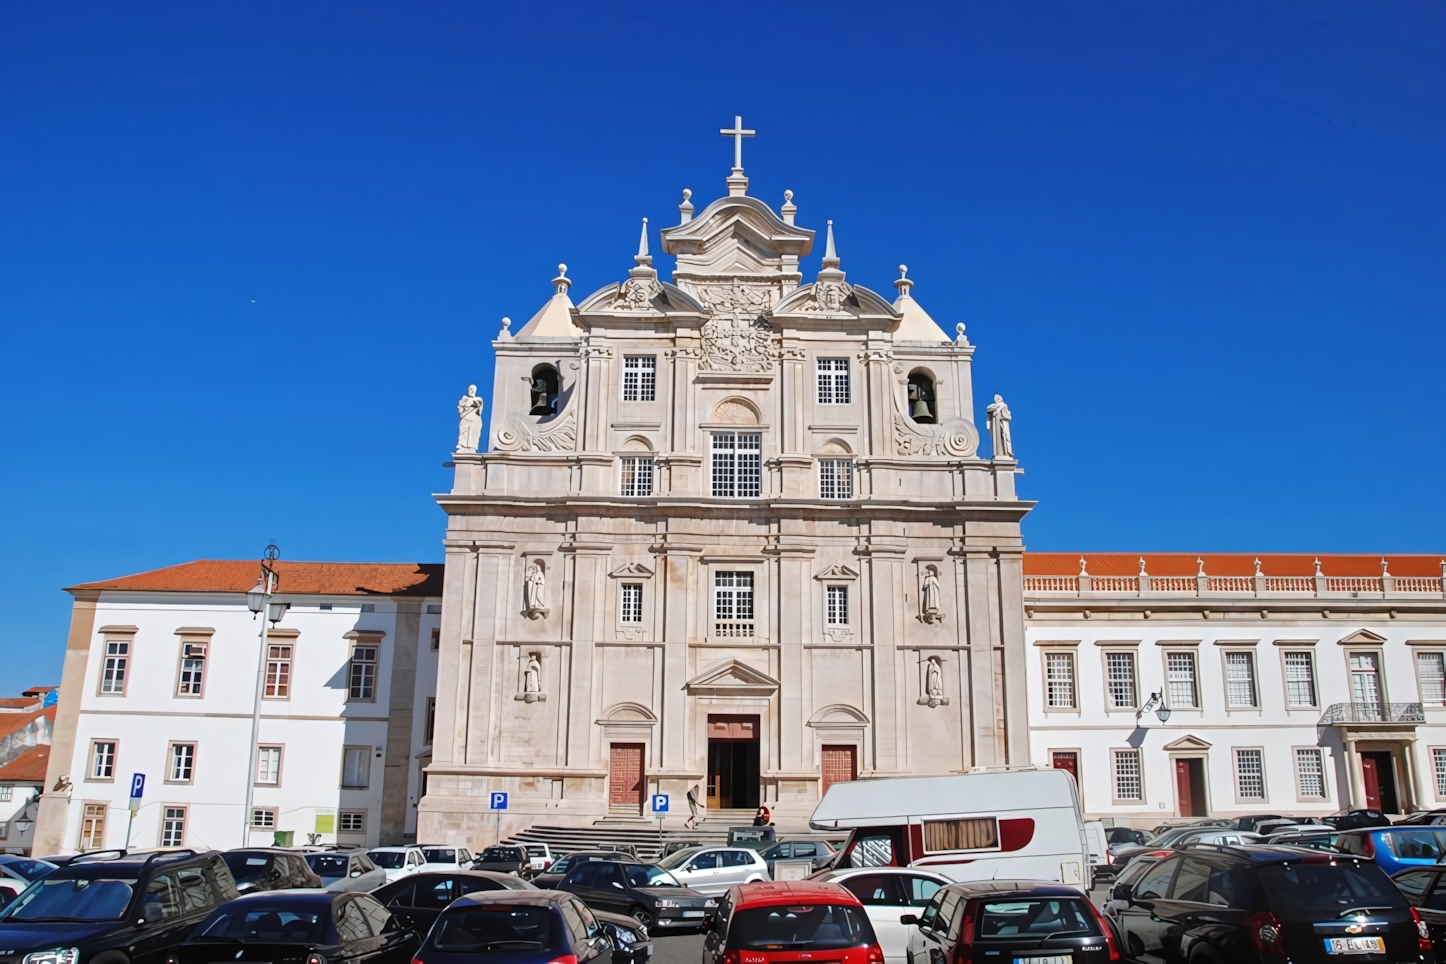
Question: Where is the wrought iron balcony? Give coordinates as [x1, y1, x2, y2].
[1319, 702, 1425, 725]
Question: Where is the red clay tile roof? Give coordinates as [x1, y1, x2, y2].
[1024, 552, 1446, 578]
[0, 700, 38, 710]
[0, 745, 50, 783]
[69, 560, 444, 597]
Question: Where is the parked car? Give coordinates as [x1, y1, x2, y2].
[1397, 809, 1446, 826]
[703, 881, 882, 964]
[1259, 829, 1345, 851]
[524, 843, 555, 872]
[1250, 821, 1326, 838]
[809, 865, 949, 964]
[175, 889, 420, 964]
[1391, 866, 1446, 955]
[904, 880, 1120, 964]
[758, 839, 837, 875]
[0, 855, 56, 884]
[556, 859, 716, 929]
[305, 850, 388, 891]
[368, 845, 429, 882]
[411, 888, 614, 964]
[1112, 827, 1260, 868]
[533, 851, 636, 889]
[222, 848, 324, 892]
[472, 844, 531, 876]
[1107, 827, 1151, 849]
[1111, 845, 1427, 964]
[1232, 814, 1287, 832]
[1337, 826, 1446, 875]
[1325, 808, 1393, 830]
[592, 907, 654, 964]
[0, 849, 240, 964]
[1102, 852, 1167, 921]
[373, 869, 536, 931]
[420, 846, 474, 871]
[662, 841, 702, 857]
[655, 846, 770, 895]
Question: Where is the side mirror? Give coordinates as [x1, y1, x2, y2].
[1112, 883, 1133, 902]
[900, 914, 919, 926]
[351, 869, 363, 877]
[142, 903, 166, 923]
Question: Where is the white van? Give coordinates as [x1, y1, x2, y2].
[808, 768, 1091, 891]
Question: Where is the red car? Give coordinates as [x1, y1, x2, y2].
[703, 880, 885, 964]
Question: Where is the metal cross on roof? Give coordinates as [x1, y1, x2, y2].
[719, 115, 755, 173]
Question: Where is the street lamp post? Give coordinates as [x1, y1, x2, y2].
[242, 545, 289, 845]
[1137, 690, 1173, 725]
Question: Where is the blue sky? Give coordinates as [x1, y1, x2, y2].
[2, 2, 1444, 694]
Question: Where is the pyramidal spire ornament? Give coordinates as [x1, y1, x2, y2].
[635, 218, 651, 265]
[894, 264, 914, 298]
[614, 218, 662, 311]
[552, 264, 571, 296]
[809, 220, 850, 312]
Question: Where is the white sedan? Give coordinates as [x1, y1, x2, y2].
[366, 845, 428, 882]
[810, 866, 950, 964]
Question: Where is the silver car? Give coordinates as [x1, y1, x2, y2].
[303, 850, 387, 892]
[654, 846, 769, 895]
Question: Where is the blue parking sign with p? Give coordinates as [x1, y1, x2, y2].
[129, 773, 145, 802]
[651, 794, 669, 813]
[489, 791, 508, 810]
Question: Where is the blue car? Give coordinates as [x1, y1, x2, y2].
[1337, 826, 1446, 874]
[413, 888, 613, 964]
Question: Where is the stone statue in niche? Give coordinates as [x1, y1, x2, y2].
[920, 566, 943, 624]
[456, 384, 484, 453]
[987, 393, 1014, 460]
[514, 651, 546, 703]
[523, 563, 549, 619]
[917, 656, 950, 708]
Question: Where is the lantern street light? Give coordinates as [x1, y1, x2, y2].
[1137, 690, 1173, 725]
[242, 544, 287, 844]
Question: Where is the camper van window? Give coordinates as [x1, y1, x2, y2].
[923, 817, 999, 852]
[844, 828, 907, 868]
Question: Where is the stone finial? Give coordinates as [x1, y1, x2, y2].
[822, 220, 839, 268]
[720, 114, 755, 196]
[1078, 556, 1089, 577]
[1139, 557, 1148, 576]
[894, 264, 914, 298]
[1254, 557, 1262, 576]
[552, 265, 570, 296]
[500, 316, 512, 334]
[955, 322, 968, 343]
[781, 189, 796, 225]
[679, 189, 694, 224]
[635, 218, 652, 266]
[1197, 557, 1206, 577]
[1381, 557, 1391, 576]
[1314, 557, 1323, 576]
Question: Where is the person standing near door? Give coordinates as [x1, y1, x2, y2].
[685, 785, 701, 830]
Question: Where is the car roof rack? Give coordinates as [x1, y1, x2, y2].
[71, 849, 130, 863]
[142, 849, 199, 866]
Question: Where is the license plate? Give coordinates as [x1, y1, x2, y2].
[1324, 938, 1385, 955]
[682, 910, 706, 917]
[1014, 957, 1072, 964]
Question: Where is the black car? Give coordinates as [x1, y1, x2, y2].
[906, 880, 1121, 964]
[0, 849, 239, 964]
[412, 889, 614, 964]
[533, 851, 635, 889]
[556, 859, 715, 930]
[222, 850, 323, 893]
[174, 889, 419, 964]
[1398, 810, 1446, 827]
[1232, 814, 1287, 833]
[1392, 867, 1446, 956]
[1112, 844, 1431, 964]
[1325, 809, 1394, 830]
[592, 909, 653, 964]
[373, 870, 536, 931]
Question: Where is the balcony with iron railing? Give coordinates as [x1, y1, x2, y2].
[1318, 702, 1426, 725]
[1023, 559, 1446, 600]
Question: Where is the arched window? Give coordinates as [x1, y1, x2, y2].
[907, 372, 937, 424]
[529, 364, 559, 416]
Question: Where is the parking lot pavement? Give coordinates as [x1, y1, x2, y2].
[652, 929, 704, 964]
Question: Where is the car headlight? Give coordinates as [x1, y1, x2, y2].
[24, 949, 80, 964]
[655, 899, 677, 908]
[612, 928, 638, 946]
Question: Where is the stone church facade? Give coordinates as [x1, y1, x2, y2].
[419, 136, 1032, 840]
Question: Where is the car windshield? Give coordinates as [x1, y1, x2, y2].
[1262, 861, 1405, 919]
[657, 849, 700, 870]
[623, 865, 680, 888]
[481, 848, 521, 862]
[223, 853, 277, 885]
[0, 858, 56, 882]
[369, 852, 408, 869]
[306, 854, 349, 877]
[196, 904, 330, 943]
[1383, 832, 1446, 860]
[976, 899, 1099, 938]
[428, 906, 554, 952]
[726, 904, 876, 950]
[422, 849, 456, 863]
[0, 876, 137, 921]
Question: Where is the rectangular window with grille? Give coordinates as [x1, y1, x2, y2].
[161, 807, 186, 848]
[714, 572, 755, 637]
[255, 746, 282, 786]
[101, 641, 129, 694]
[341, 746, 371, 789]
[0, 788, 11, 802]
[264, 644, 292, 699]
[818, 459, 853, 499]
[922, 817, 998, 852]
[1045, 652, 1076, 709]
[349, 646, 377, 701]
[620, 457, 654, 497]
[1235, 748, 1266, 800]
[168, 743, 195, 783]
[1166, 651, 1198, 708]
[622, 355, 656, 402]
[1285, 650, 1317, 707]
[1112, 748, 1143, 801]
[340, 810, 366, 832]
[177, 642, 207, 696]
[1435, 749, 1446, 798]
[80, 804, 106, 849]
[1420, 653, 1446, 706]
[1295, 748, 1327, 799]
[711, 433, 761, 498]
[251, 808, 276, 829]
[826, 586, 848, 626]
[1226, 652, 1258, 707]
[90, 740, 116, 780]
[620, 584, 643, 623]
[1106, 652, 1138, 709]
[817, 358, 851, 404]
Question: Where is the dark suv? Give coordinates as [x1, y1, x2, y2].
[0, 849, 239, 964]
[1112, 844, 1431, 964]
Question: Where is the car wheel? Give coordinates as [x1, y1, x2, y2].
[1189, 945, 1223, 964]
[1128, 935, 1145, 959]
[745, 875, 764, 883]
[631, 906, 655, 928]
[92, 953, 129, 964]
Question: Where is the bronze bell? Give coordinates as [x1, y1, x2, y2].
[912, 398, 933, 419]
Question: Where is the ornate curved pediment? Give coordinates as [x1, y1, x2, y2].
[773, 282, 901, 323]
[815, 565, 859, 582]
[597, 701, 659, 725]
[808, 703, 870, 726]
[609, 563, 655, 579]
[684, 658, 779, 696]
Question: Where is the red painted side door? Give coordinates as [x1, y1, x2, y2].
[821, 745, 856, 795]
[1362, 754, 1382, 811]
[1176, 759, 1195, 817]
[609, 743, 643, 806]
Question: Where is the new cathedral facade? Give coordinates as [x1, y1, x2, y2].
[419, 140, 1033, 840]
